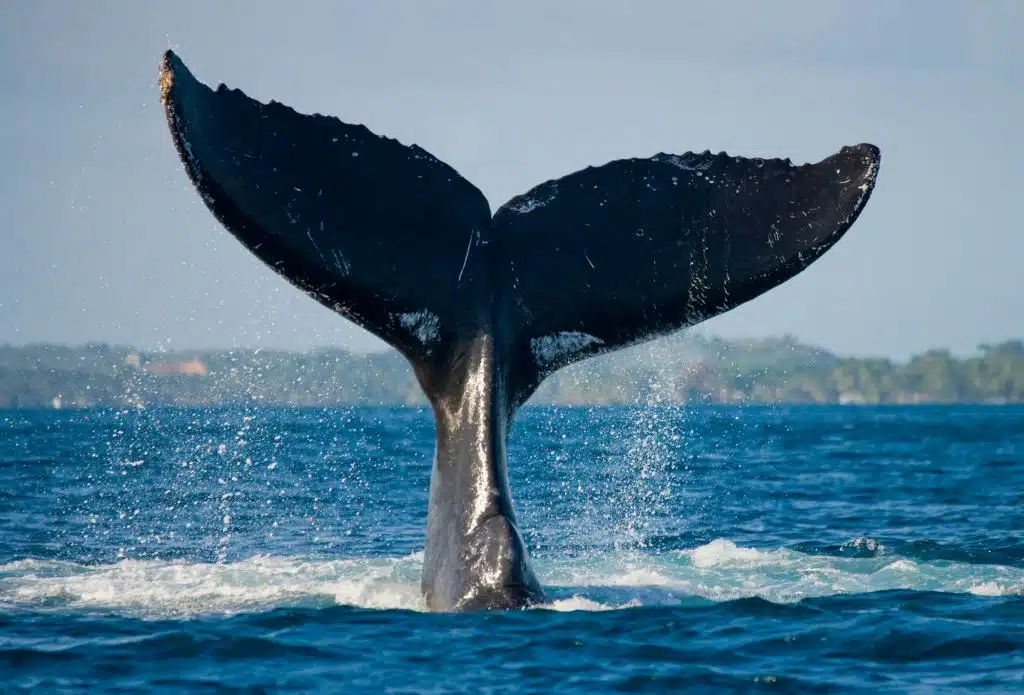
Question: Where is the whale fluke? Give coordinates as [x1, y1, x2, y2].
[493, 148, 878, 398]
[159, 50, 880, 611]
[159, 50, 492, 371]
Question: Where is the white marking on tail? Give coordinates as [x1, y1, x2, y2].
[458, 229, 476, 283]
[330, 248, 351, 276]
[506, 183, 559, 215]
[530, 332, 604, 368]
[396, 310, 441, 345]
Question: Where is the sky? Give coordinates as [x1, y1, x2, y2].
[0, 1, 1021, 359]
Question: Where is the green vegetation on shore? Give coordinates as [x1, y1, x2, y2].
[0, 336, 1021, 409]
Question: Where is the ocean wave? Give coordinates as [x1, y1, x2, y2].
[2, 540, 1020, 619]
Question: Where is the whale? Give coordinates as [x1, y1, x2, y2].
[158, 50, 880, 611]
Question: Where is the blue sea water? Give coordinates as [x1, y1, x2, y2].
[0, 404, 1021, 693]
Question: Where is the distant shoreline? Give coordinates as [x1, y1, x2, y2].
[1, 338, 1021, 409]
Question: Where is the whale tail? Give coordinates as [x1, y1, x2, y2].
[159, 50, 878, 399]
[159, 50, 880, 610]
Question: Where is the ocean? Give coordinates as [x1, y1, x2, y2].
[1, 405, 1021, 693]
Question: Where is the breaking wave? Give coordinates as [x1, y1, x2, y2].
[2, 539, 1020, 619]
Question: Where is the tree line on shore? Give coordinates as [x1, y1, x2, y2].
[0, 336, 1020, 409]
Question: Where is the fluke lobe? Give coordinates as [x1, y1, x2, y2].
[158, 50, 880, 612]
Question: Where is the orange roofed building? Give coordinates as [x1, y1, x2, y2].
[126, 353, 209, 377]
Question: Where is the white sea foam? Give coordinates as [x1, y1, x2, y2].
[1, 541, 1019, 618]
[690, 538, 769, 568]
[540, 540, 1024, 606]
[968, 581, 1019, 597]
[540, 596, 640, 612]
[0, 554, 426, 617]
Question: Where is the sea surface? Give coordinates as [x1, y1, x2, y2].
[0, 404, 1021, 693]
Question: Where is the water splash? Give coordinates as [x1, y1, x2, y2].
[607, 338, 695, 552]
[3, 541, 1019, 619]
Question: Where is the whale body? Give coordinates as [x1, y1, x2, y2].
[158, 50, 880, 611]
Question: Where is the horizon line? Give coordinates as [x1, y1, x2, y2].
[2, 335, 1020, 362]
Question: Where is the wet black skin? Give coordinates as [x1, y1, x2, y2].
[158, 50, 881, 611]
[419, 333, 543, 610]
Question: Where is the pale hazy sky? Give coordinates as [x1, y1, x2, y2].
[1, 1, 1021, 358]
